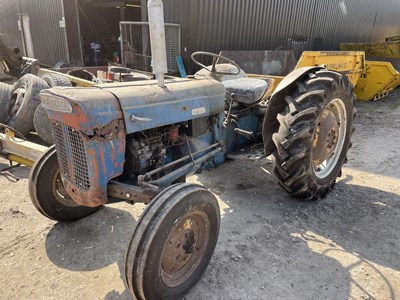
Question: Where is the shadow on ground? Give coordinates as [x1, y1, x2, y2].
[45, 206, 136, 299]
[187, 160, 400, 300]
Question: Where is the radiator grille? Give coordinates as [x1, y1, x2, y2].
[52, 121, 90, 191]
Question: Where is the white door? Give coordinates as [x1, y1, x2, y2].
[20, 15, 35, 58]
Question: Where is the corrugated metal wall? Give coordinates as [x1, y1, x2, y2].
[163, 0, 400, 73]
[0, 0, 22, 49]
[63, 0, 83, 66]
[17, 0, 69, 66]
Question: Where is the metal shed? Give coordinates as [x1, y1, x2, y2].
[160, 0, 400, 73]
[1, 0, 399, 73]
[0, 0, 142, 67]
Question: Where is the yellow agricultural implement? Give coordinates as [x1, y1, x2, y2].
[262, 51, 365, 91]
[340, 37, 400, 59]
[230, 50, 400, 102]
[355, 61, 400, 101]
[340, 37, 400, 101]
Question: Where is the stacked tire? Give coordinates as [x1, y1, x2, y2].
[0, 82, 14, 124]
[7, 74, 49, 136]
[34, 74, 72, 145]
[0, 73, 71, 145]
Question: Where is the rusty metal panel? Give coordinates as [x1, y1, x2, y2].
[17, 0, 69, 66]
[41, 87, 126, 207]
[162, 0, 400, 74]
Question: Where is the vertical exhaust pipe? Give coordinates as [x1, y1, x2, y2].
[147, 0, 168, 87]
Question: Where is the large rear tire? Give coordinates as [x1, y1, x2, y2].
[125, 183, 220, 300]
[271, 69, 356, 199]
[29, 145, 100, 221]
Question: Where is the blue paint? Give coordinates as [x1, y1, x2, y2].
[101, 78, 226, 135]
[176, 55, 187, 78]
[44, 77, 265, 205]
[222, 112, 261, 153]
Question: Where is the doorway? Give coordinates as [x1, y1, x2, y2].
[19, 14, 35, 58]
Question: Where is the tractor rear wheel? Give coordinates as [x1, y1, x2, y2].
[125, 183, 220, 300]
[271, 69, 356, 199]
[29, 145, 100, 221]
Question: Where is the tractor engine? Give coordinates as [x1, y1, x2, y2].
[123, 116, 215, 182]
[124, 131, 167, 177]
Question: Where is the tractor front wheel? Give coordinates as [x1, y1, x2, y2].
[271, 69, 356, 199]
[29, 145, 100, 221]
[125, 183, 220, 300]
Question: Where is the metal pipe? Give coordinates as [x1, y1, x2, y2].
[147, 0, 168, 87]
[138, 143, 220, 183]
[5, 154, 35, 167]
[147, 147, 223, 188]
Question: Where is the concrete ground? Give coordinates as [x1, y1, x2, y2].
[0, 91, 399, 299]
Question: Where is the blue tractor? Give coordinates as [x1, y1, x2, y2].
[29, 2, 355, 299]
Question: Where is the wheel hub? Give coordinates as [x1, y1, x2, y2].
[52, 169, 79, 207]
[312, 107, 339, 166]
[161, 212, 210, 287]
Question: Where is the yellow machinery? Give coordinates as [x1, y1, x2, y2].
[295, 51, 365, 86]
[340, 37, 400, 59]
[250, 50, 400, 101]
[340, 37, 400, 101]
[250, 51, 365, 91]
[355, 61, 400, 101]
[0, 127, 47, 167]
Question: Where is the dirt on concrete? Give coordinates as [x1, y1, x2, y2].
[0, 91, 400, 300]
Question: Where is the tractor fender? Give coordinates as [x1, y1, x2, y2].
[262, 66, 324, 156]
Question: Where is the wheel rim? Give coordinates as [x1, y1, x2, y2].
[160, 211, 211, 287]
[312, 98, 347, 179]
[51, 169, 79, 207]
[9, 88, 25, 116]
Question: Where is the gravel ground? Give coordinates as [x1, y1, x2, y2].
[0, 91, 399, 300]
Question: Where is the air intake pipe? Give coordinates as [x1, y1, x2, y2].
[148, 0, 168, 87]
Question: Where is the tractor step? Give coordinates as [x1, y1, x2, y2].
[227, 143, 265, 161]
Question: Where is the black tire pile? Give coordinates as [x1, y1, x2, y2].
[0, 73, 71, 145]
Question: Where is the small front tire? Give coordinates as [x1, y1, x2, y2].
[29, 145, 100, 221]
[125, 183, 220, 300]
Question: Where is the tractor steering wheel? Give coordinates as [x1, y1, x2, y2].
[191, 52, 241, 75]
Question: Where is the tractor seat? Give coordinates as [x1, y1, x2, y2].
[222, 78, 268, 105]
